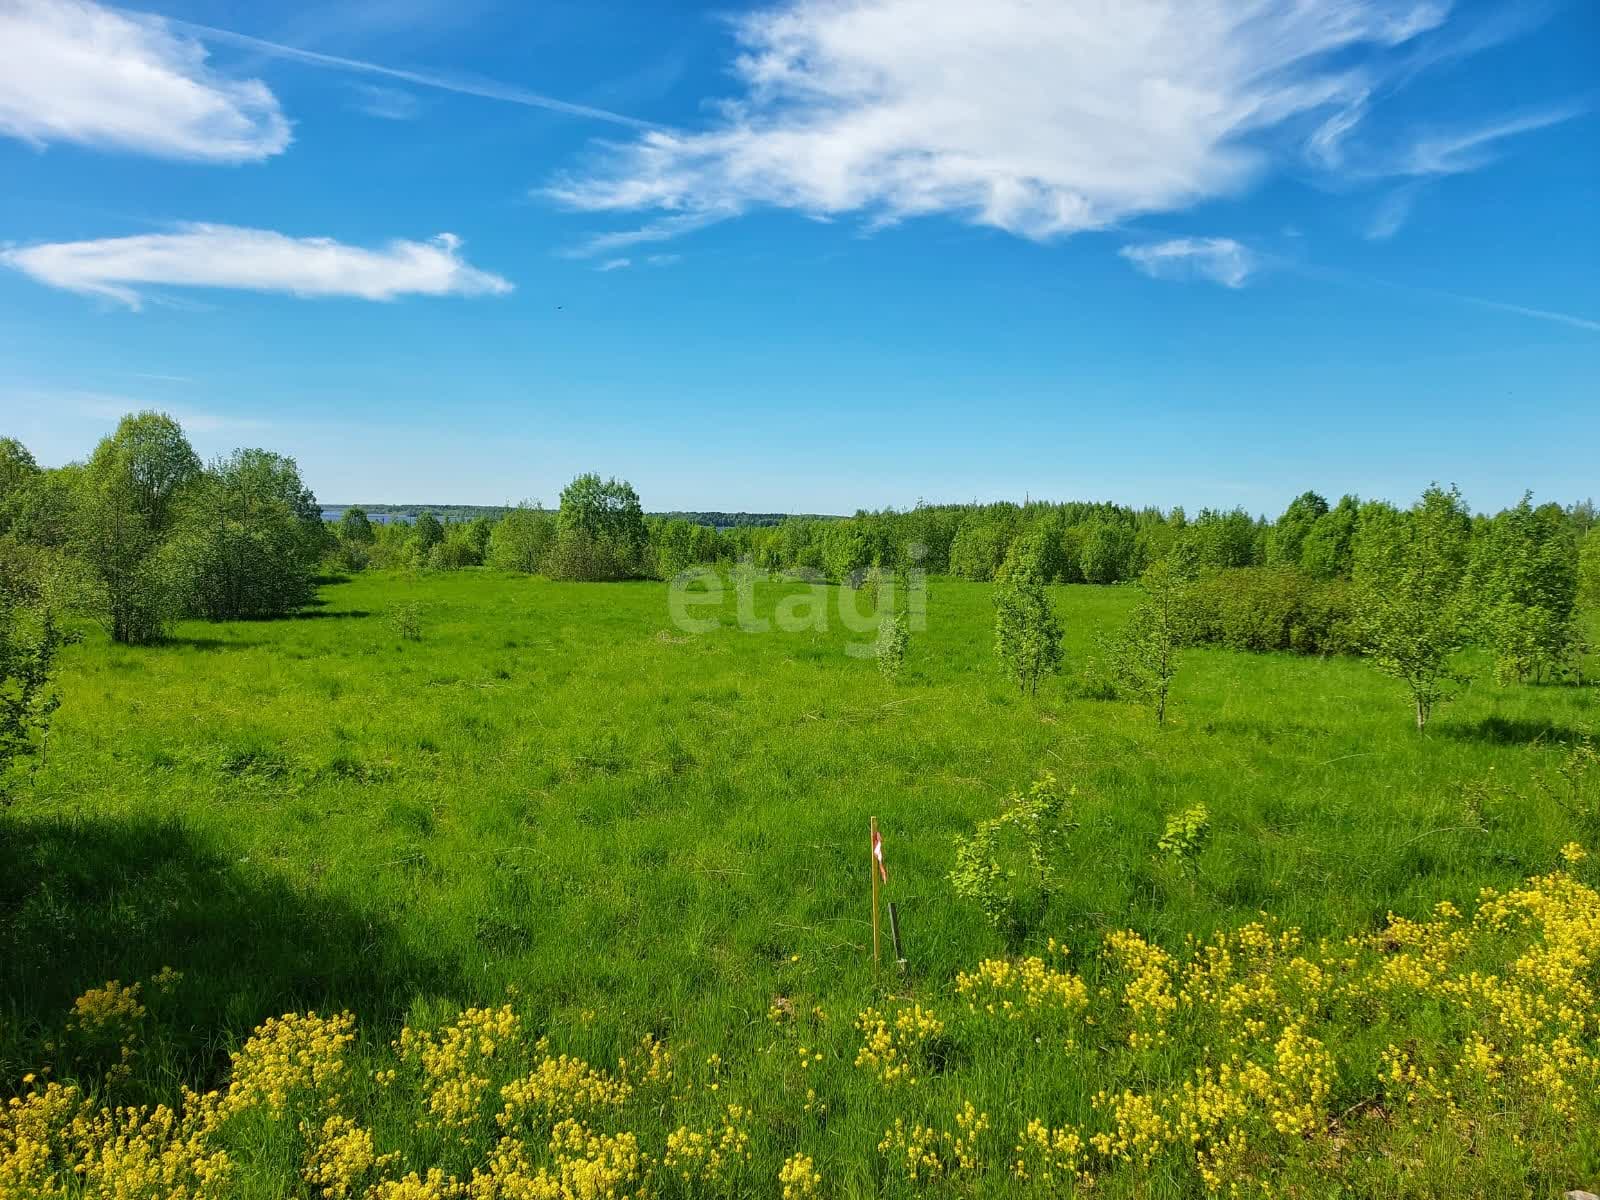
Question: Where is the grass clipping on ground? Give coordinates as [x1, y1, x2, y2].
[6, 849, 1599, 1198]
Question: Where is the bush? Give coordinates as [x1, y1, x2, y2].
[950, 771, 1076, 940]
[488, 505, 556, 573]
[1186, 567, 1359, 655]
[543, 529, 643, 582]
[875, 610, 908, 681]
[0, 595, 77, 802]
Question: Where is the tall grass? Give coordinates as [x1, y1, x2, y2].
[3, 571, 1596, 1195]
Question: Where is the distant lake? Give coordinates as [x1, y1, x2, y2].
[322, 509, 416, 525]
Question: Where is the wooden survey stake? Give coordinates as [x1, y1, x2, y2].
[870, 817, 887, 970]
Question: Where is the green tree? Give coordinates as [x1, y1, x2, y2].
[411, 512, 445, 557]
[1078, 521, 1134, 583]
[0, 437, 40, 535]
[558, 474, 646, 552]
[1579, 527, 1600, 612]
[1299, 494, 1361, 579]
[1353, 484, 1474, 731]
[549, 474, 647, 581]
[993, 547, 1063, 696]
[1268, 491, 1329, 567]
[338, 507, 376, 545]
[72, 412, 201, 644]
[166, 449, 323, 620]
[1108, 552, 1195, 724]
[1467, 494, 1579, 683]
[487, 504, 556, 573]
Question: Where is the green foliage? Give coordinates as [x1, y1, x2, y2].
[1353, 484, 1474, 731]
[72, 411, 201, 644]
[1578, 527, 1600, 611]
[1299, 494, 1361, 580]
[1467, 494, 1578, 683]
[1105, 554, 1195, 723]
[338, 507, 376, 546]
[992, 550, 1063, 695]
[1186, 566, 1360, 656]
[1266, 491, 1329, 567]
[1078, 520, 1136, 583]
[388, 600, 425, 642]
[165, 449, 323, 620]
[0, 596, 76, 802]
[949, 770, 1076, 938]
[411, 512, 445, 557]
[1157, 803, 1211, 870]
[875, 609, 908, 681]
[0, 437, 41, 536]
[487, 503, 556, 573]
[549, 474, 647, 580]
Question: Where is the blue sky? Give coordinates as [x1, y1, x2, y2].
[0, 0, 1595, 515]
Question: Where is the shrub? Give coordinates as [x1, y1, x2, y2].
[950, 771, 1076, 938]
[875, 611, 908, 681]
[488, 505, 556, 573]
[1157, 803, 1211, 872]
[1186, 567, 1359, 656]
[543, 529, 643, 582]
[0, 595, 76, 802]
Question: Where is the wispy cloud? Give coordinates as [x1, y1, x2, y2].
[169, 15, 658, 131]
[10, 389, 273, 435]
[560, 209, 733, 260]
[0, 0, 289, 162]
[549, 0, 1451, 247]
[1365, 183, 1422, 240]
[596, 258, 631, 272]
[1396, 108, 1579, 177]
[350, 83, 421, 121]
[2, 224, 512, 307]
[646, 254, 682, 268]
[1120, 238, 1256, 288]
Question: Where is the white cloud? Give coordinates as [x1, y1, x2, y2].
[1365, 183, 1421, 239]
[1, 224, 513, 307]
[1119, 238, 1256, 288]
[351, 83, 421, 121]
[597, 258, 632, 272]
[1396, 108, 1577, 176]
[0, 0, 290, 162]
[549, 0, 1452, 245]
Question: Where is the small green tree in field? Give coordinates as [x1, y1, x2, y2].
[1353, 484, 1474, 731]
[993, 550, 1062, 696]
[0, 597, 75, 803]
[1108, 553, 1195, 724]
[950, 771, 1076, 938]
[875, 610, 908, 681]
[1158, 803, 1211, 874]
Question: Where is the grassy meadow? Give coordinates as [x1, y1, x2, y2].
[4, 570, 1599, 1197]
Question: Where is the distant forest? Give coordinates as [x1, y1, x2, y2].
[323, 506, 830, 529]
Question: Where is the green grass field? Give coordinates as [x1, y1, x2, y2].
[4, 571, 1599, 1197]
